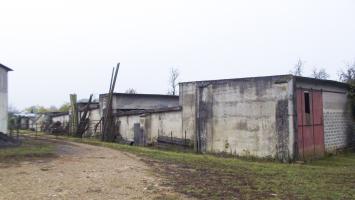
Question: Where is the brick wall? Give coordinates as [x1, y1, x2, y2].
[324, 111, 352, 151]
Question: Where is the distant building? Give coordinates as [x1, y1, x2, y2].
[0, 63, 13, 134]
[14, 113, 37, 130]
[98, 93, 179, 139]
[99, 93, 179, 114]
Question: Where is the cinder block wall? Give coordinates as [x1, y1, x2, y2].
[322, 92, 353, 152]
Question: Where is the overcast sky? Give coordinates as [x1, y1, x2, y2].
[1, 0, 355, 110]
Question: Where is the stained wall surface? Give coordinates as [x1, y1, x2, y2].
[144, 111, 182, 144]
[0, 68, 8, 133]
[99, 93, 179, 115]
[117, 114, 141, 141]
[180, 76, 295, 160]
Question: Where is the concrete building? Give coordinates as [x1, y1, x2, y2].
[0, 64, 12, 134]
[115, 75, 354, 161]
[100, 93, 179, 113]
[52, 112, 70, 127]
[98, 93, 179, 140]
[75, 99, 101, 136]
[14, 113, 37, 130]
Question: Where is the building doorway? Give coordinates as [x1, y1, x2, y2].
[296, 89, 325, 160]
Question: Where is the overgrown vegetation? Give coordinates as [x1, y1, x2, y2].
[339, 61, 355, 118]
[60, 136, 355, 200]
[0, 138, 55, 160]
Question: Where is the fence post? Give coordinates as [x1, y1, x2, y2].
[171, 131, 173, 144]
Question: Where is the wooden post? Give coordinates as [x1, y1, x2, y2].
[76, 94, 93, 137]
[70, 94, 79, 136]
[102, 63, 120, 142]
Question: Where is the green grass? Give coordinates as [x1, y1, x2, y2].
[0, 139, 55, 160]
[30, 133, 355, 200]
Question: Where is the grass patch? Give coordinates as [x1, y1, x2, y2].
[0, 138, 55, 160]
[40, 134, 355, 199]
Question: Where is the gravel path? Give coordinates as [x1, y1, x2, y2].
[0, 138, 188, 200]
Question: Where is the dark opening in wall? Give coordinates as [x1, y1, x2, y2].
[304, 92, 311, 114]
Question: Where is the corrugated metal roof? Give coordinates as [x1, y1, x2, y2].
[0, 63, 13, 71]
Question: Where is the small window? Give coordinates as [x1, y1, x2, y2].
[304, 92, 310, 114]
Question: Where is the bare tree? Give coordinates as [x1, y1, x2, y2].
[311, 67, 329, 80]
[125, 88, 137, 94]
[339, 61, 355, 118]
[339, 61, 355, 84]
[168, 67, 180, 95]
[290, 58, 305, 76]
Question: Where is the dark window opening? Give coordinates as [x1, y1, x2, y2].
[304, 92, 310, 114]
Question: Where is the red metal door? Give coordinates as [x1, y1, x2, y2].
[296, 89, 325, 160]
[312, 91, 325, 157]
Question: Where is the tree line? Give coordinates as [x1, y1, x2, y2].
[289, 58, 355, 81]
[16, 61, 355, 114]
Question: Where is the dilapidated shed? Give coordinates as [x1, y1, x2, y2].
[99, 93, 179, 114]
[0, 63, 12, 134]
[179, 75, 354, 161]
[116, 75, 354, 161]
[99, 93, 180, 141]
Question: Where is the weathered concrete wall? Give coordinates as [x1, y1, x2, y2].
[144, 111, 182, 144]
[117, 114, 141, 141]
[116, 110, 183, 145]
[100, 93, 179, 115]
[0, 67, 8, 133]
[87, 108, 101, 135]
[180, 76, 294, 160]
[179, 83, 197, 143]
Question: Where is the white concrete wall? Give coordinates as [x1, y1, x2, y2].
[0, 68, 8, 134]
[145, 111, 182, 144]
[117, 115, 141, 141]
[116, 111, 183, 144]
[180, 76, 294, 160]
[87, 108, 101, 135]
[179, 83, 197, 141]
[211, 81, 291, 158]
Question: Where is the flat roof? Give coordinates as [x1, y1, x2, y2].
[100, 93, 179, 98]
[294, 76, 349, 88]
[179, 74, 293, 84]
[0, 63, 13, 71]
[180, 74, 348, 88]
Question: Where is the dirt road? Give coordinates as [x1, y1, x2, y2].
[0, 138, 188, 200]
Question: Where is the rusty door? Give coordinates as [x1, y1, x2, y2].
[296, 89, 325, 160]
